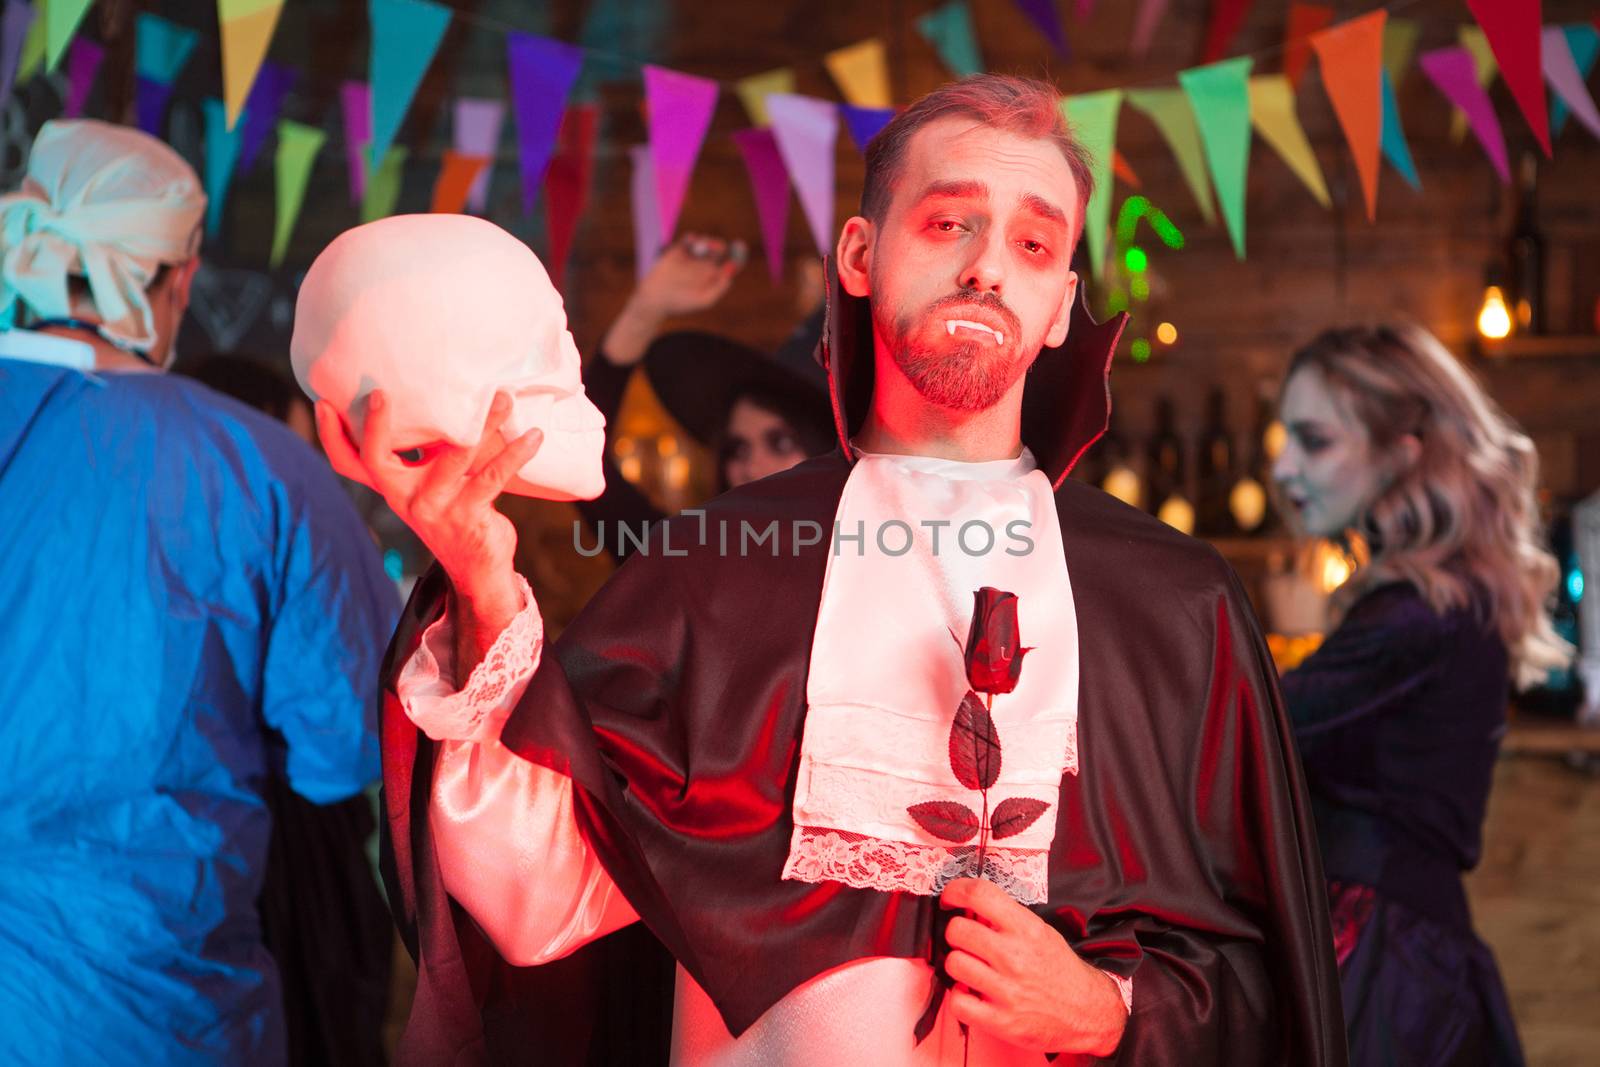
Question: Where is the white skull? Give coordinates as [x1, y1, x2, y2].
[290, 214, 605, 501]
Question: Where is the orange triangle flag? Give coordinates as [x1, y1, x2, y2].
[431, 152, 491, 214]
[1311, 10, 1386, 222]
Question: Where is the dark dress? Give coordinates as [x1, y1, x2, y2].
[1281, 581, 1524, 1066]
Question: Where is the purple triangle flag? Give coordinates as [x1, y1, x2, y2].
[1, 1, 34, 111]
[767, 93, 839, 258]
[643, 65, 719, 245]
[64, 37, 103, 119]
[732, 127, 792, 283]
[841, 104, 895, 153]
[341, 80, 371, 204]
[508, 32, 583, 214]
[238, 61, 295, 173]
[135, 77, 175, 136]
[1420, 45, 1510, 182]
[454, 97, 505, 212]
[1013, 0, 1070, 58]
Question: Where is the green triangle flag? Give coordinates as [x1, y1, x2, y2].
[916, 1, 984, 78]
[1127, 88, 1216, 225]
[1060, 90, 1122, 279]
[361, 146, 409, 223]
[272, 120, 326, 267]
[1179, 57, 1253, 259]
[45, 0, 95, 73]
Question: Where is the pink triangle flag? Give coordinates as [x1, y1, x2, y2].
[766, 93, 839, 259]
[1420, 46, 1509, 182]
[1131, 0, 1169, 60]
[1465, 0, 1550, 155]
[341, 80, 371, 204]
[1543, 25, 1600, 140]
[733, 127, 792, 283]
[629, 145, 663, 281]
[454, 97, 505, 212]
[63, 37, 102, 118]
[643, 66, 719, 246]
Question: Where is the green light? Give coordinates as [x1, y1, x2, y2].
[1131, 338, 1151, 362]
[1107, 290, 1129, 313]
[1125, 246, 1148, 273]
[1130, 276, 1149, 301]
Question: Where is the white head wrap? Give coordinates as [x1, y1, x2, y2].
[291, 214, 606, 501]
[0, 119, 205, 351]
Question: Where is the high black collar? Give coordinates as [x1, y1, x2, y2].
[816, 255, 1127, 490]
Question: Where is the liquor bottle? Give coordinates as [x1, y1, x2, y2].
[1096, 408, 1142, 509]
[1507, 151, 1546, 335]
[1147, 395, 1193, 534]
[1195, 387, 1237, 538]
[1229, 384, 1279, 537]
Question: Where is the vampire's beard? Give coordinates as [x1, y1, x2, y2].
[878, 293, 1030, 412]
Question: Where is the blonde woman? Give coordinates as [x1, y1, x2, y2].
[1273, 324, 1570, 1066]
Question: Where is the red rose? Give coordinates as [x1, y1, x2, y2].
[963, 587, 1031, 695]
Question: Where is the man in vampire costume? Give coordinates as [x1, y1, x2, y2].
[317, 75, 1345, 1065]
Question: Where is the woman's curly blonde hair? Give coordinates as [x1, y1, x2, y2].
[1285, 324, 1572, 688]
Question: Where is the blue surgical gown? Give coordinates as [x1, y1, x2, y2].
[0, 356, 399, 1065]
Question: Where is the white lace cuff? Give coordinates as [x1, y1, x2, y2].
[1101, 969, 1133, 1013]
[396, 573, 543, 743]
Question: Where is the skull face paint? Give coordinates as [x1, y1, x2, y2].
[290, 214, 606, 501]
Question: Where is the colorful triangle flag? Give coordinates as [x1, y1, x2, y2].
[454, 98, 505, 213]
[361, 147, 409, 223]
[340, 80, 371, 205]
[218, 0, 285, 129]
[629, 144, 663, 280]
[1548, 24, 1600, 136]
[271, 119, 325, 267]
[203, 97, 244, 239]
[1383, 18, 1421, 86]
[1379, 69, 1421, 190]
[63, 38, 102, 119]
[643, 66, 719, 246]
[507, 32, 583, 214]
[1420, 46, 1509, 182]
[431, 152, 490, 215]
[1060, 90, 1121, 279]
[767, 93, 839, 258]
[1283, 4, 1333, 89]
[1012, 0, 1069, 58]
[1311, 10, 1386, 222]
[733, 127, 792, 283]
[1178, 57, 1253, 258]
[842, 105, 896, 153]
[916, 1, 984, 78]
[825, 38, 892, 109]
[238, 61, 294, 172]
[1466, 0, 1550, 156]
[1203, 0, 1255, 65]
[45, 0, 94, 74]
[1112, 149, 1142, 189]
[1, 2, 35, 110]
[1127, 87, 1216, 225]
[735, 68, 795, 127]
[135, 14, 198, 85]
[1247, 74, 1329, 208]
[368, 0, 451, 172]
[1543, 25, 1600, 141]
[543, 105, 598, 290]
[1131, 0, 1169, 60]
[1451, 27, 1499, 144]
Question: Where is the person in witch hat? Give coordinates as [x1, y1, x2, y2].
[576, 236, 836, 561]
[320, 74, 1345, 1065]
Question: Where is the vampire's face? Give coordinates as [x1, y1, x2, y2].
[863, 118, 1081, 412]
[1272, 367, 1388, 539]
[290, 215, 606, 501]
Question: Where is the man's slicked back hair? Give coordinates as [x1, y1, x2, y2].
[860, 74, 1095, 241]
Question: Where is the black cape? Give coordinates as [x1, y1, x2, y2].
[379, 268, 1345, 1065]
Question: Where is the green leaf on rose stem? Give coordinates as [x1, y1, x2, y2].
[990, 796, 1050, 840]
[948, 690, 1001, 790]
[907, 800, 981, 843]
